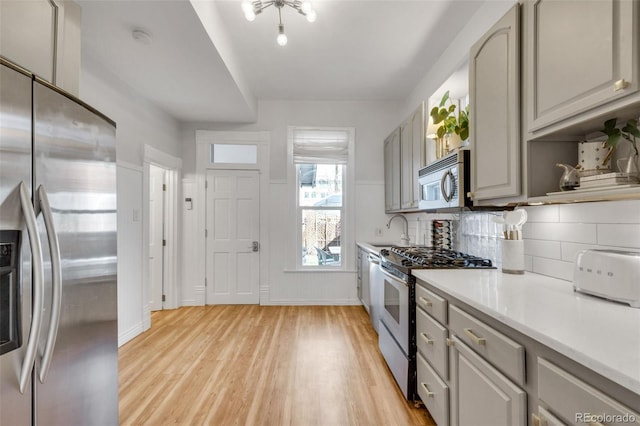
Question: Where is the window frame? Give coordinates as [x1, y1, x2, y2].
[288, 126, 355, 271]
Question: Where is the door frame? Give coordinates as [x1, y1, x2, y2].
[148, 163, 166, 311]
[143, 145, 182, 326]
[196, 131, 270, 305]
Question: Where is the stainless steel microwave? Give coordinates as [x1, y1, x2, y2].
[418, 149, 470, 210]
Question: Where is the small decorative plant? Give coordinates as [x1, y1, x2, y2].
[430, 90, 469, 140]
[600, 118, 640, 156]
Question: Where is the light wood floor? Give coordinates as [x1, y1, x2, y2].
[119, 305, 434, 426]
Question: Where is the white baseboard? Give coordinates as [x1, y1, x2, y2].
[261, 298, 361, 306]
[143, 303, 152, 331]
[118, 322, 145, 347]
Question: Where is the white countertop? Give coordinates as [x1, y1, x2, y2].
[411, 269, 640, 396]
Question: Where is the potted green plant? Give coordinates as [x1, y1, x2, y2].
[429, 91, 469, 156]
[600, 118, 640, 176]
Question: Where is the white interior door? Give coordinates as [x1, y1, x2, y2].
[149, 164, 165, 311]
[206, 169, 260, 304]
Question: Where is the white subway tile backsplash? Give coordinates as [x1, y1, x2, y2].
[532, 257, 574, 282]
[524, 239, 562, 259]
[457, 200, 640, 282]
[560, 242, 603, 262]
[523, 205, 560, 223]
[597, 224, 640, 248]
[559, 200, 640, 223]
[524, 255, 533, 272]
[522, 222, 597, 244]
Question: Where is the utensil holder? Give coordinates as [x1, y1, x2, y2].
[501, 239, 524, 275]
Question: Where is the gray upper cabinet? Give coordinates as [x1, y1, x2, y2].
[384, 103, 425, 213]
[384, 127, 401, 212]
[469, 4, 521, 203]
[400, 103, 425, 210]
[0, 0, 81, 95]
[0, 0, 56, 82]
[526, 0, 638, 134]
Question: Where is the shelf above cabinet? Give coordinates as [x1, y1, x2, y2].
[528, 186, 640, 205]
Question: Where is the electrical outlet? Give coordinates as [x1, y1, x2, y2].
[375, 227, 382, 236]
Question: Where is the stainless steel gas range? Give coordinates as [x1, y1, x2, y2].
[377, 246, 494, 401]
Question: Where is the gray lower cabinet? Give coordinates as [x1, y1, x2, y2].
[469, 4, 521, 203]
[526, 0, 639, 133]
[356, 248, 370, 313]
[537, 358, 640, 426]
[449, 335, 527, 426]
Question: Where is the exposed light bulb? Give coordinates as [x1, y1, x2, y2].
[241, 0, 253, 14]
[306, 9, 317, 23]
[301, 1, 312, 13]
[277, 24, 288, 46]
[245, 10, 256, 21]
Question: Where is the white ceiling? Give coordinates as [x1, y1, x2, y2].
[79, 0, 485, 123]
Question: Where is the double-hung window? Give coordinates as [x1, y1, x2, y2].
[290, 127, 354, 269]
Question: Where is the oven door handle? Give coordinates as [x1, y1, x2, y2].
[379, 267, 408, 287]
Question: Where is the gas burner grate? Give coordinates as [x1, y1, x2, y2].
[389, 246, 494, 269]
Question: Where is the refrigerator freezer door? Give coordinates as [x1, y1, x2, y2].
[0, 60, 34, 426]
[33, 80, 118, 425]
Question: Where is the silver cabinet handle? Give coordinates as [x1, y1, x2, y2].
[418, 296, 432, 307]
[614, 79, 629, 91]
[18, 182, 45, 394]
[531, 413, 547, 426]
[464, 328, 486, 345]
[37, 185, 61, 384]
[420, 382, 434, 398]
[420, 332, 434, 345]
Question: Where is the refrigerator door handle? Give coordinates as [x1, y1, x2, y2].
[18, 181, 45, 394]
[36, 185, 62, 384]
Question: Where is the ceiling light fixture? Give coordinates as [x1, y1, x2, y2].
[241, 0, 317, 46]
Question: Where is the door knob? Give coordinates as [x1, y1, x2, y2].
[252, 241, 260, 252]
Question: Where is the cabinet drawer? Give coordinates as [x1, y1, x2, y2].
[416, 306, 448, 379]
[449, 304, 525, 386]
[417, 352, 449, 426]
[538, 358, 640, 426]
[416, 282, 447, 324]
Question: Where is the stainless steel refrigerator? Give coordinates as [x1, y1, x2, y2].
[0, 57, 118, 425]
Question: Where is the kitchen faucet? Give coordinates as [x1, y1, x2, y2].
[386, 214, 411, 246]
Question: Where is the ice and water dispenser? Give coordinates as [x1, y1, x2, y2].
[0, 230, 21, 355]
